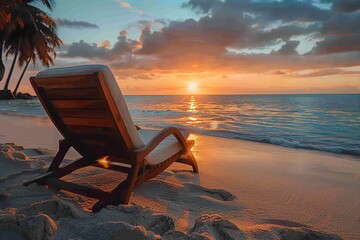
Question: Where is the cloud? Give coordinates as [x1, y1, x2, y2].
[322, 0, 360, 13]
[115, 0, 143, 15]
[296, 68, 360, 78]
[60, 40, 109, 59]
[183, 0, 331, 22]
[116, 0, 131, 8]
[55, 18, 99, 29]
[60, 30, 139, 61]
[311, 35, 360, 55]
[272, 70, 287, 75]
[59, 0, 360, 77]
[277, 41, 300, 55]
[97, 40, 111, 49]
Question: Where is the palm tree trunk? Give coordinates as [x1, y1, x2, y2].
[3, 38, 20, 90]
[13, 59, 30, 96]
[0, 32, 5, 81]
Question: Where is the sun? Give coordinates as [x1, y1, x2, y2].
[188, 82, 198, 92]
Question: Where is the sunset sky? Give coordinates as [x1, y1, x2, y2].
[2, 0, 360, 95]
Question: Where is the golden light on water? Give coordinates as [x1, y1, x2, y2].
[98, 156, 110, 168]
[188, 82, 198, 92]
[187, 96, 202, 124]
[188, 96, 197, 113]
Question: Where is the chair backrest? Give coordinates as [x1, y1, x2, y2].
[32, 65, 144, 163]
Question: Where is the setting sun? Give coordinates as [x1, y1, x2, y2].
[188, 82, 198, 92]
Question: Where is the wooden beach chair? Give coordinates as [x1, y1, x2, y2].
[23, 65, 198, 212]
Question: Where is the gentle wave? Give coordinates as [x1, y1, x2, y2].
[0, 95, 359, 157]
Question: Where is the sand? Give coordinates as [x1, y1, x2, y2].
[1, 113, 359, 239]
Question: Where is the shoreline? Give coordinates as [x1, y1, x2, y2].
[1, 112, 359, 159]
[0, 113, 359, 239]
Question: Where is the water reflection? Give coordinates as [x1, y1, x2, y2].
[188, 95, 197, 113]
[187, 96, 201, 124]
[125, 95, 360, 156]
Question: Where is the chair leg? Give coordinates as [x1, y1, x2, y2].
[92, 181, 128, 213]
[23, 158, 89, 186]
[92, 160, 142, 212]
[47, 139, 72, 172]
[176, 147, 198, 173]
[23, 139, 72, 186]
[185, 149, 199, 173]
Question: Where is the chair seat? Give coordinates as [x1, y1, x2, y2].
[138, 129, 189, 165]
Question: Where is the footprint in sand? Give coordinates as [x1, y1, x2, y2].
[185, 184, 236, 201]
[169, 170, 236, 201]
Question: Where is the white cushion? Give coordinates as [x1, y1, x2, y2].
[37, 65, 145, 149]
[138, 129, 189, 165]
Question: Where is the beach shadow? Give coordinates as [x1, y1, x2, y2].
[259, 218, 309, 228]
[171, 169, 201, 185]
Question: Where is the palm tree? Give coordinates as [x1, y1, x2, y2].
[0, 0, 19, 81]
[13, 58, 29, 95]
[12, 5, 61, 95]
[0, 0, 59, 97]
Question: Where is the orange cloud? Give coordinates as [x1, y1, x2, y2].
[116, 0, 131, 8]
[115, 0, 143, 15]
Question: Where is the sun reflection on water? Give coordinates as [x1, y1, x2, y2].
[187, 96, 202, 124]
[188, 96, 197, 113]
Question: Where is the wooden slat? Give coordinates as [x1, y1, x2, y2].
[73, 134, 118, 142]
[35, 74, 98, 89]
[92, 161, 131, 173]
[67, 125, 117, 137]
[51, 100, 104, 109]
[32, 72, 132, 164]
[79, 139, 131, 161]
[63, 118, 114, 127]
[82, 139, 107, 147]
[45, 88, 101, 100]
[57, 109, 112, 119]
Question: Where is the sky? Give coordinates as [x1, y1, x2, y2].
[2, 0, 360, 95]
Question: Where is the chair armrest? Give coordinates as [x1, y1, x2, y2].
[134, 127, 188, 159]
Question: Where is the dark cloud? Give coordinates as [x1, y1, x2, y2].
[60, 0, 360, 76]
[322, 0, 360, 13]
[183, 0, 330, 22]
[332, 0, 360, 12]
[60, 31, 139, 60]
[60, 40, 109, 59]
[321, 13, 360, 36]
[311, 35, 360, 55]
[277, 40, 300, 55]
[55, 18, 99, 29]
[182, 0, 218, 14]
[296, 68, 360, 78]
[272, 70, 287, 75]
[250, 24, 319, 47]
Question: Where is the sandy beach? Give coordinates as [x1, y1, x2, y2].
[1, 0, 359, 238]
[0, 113, 359, 239]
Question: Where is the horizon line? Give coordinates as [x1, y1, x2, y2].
[122, 93, 360, 96]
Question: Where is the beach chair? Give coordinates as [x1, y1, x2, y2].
[23, 65, 198, 212]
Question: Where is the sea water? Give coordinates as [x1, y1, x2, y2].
[0, 94, 359, 156]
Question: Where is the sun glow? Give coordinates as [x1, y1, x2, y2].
[98, 156, 110, 169]
[188, 82, 198, 92]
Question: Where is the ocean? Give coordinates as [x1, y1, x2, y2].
[0, 94, 359, 157]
